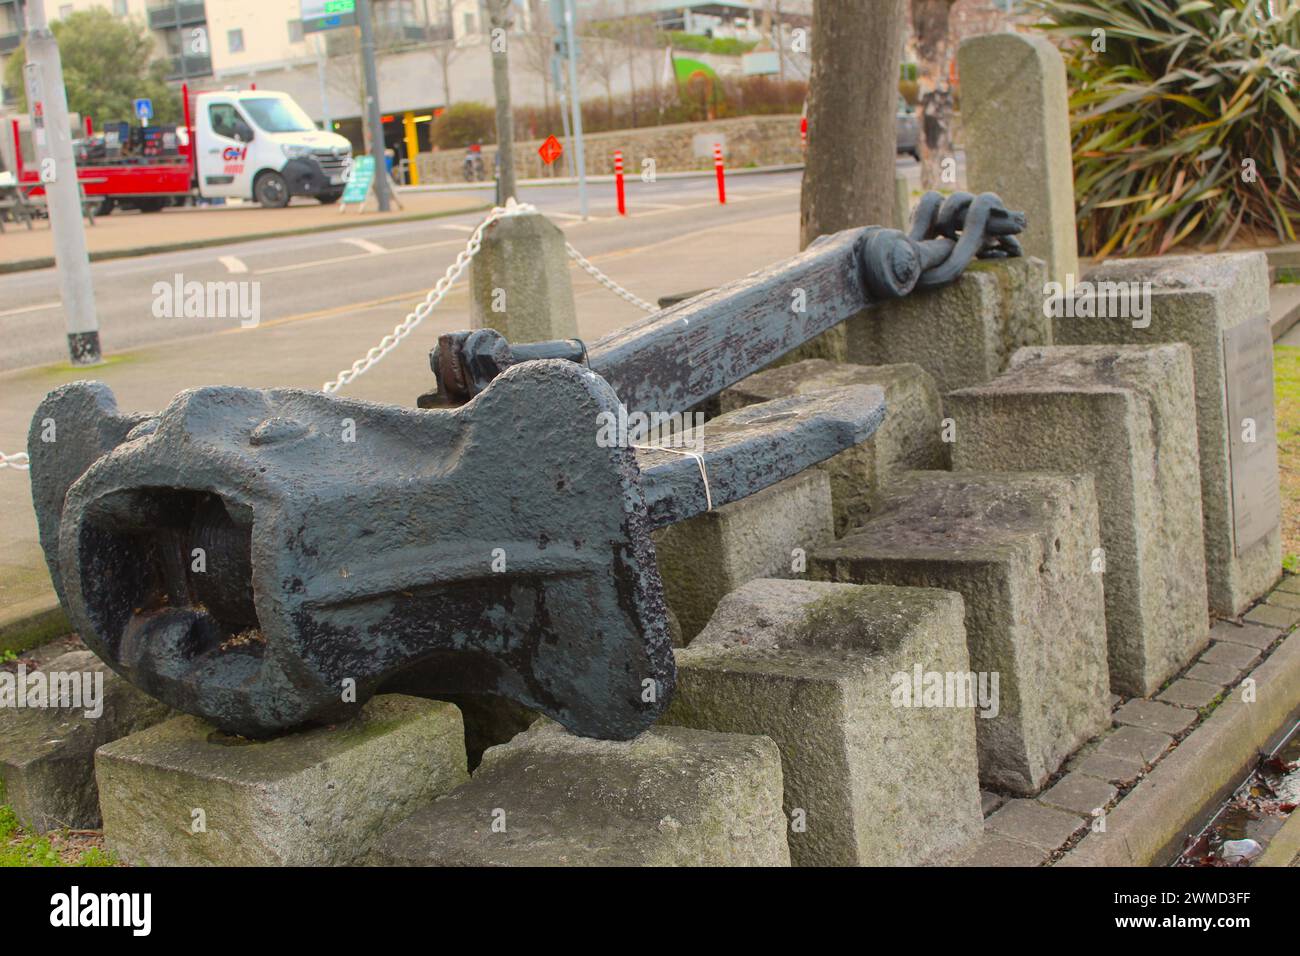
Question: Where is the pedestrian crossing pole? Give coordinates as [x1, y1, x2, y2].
[24, 0, 100, 365]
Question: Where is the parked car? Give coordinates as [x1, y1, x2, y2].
[896, 98, 920, 161]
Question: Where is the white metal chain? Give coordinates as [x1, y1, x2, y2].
[0, 451, 29, 471]
[564, 243, 658, 314]
[321, 199, 537, 393]
[322, 199, 658, 393]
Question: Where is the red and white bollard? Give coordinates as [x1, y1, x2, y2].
[713, 143, 726, 205]
[614, 149, 626, 216]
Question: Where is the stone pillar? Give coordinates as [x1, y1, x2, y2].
[958, 32, 1079, 287]
[95, 696, 468, 866]
[811, 470, 1111, 795]
[371, 720, 791, 866]
[653, 469, 834, 644]
[721, 359, 945, 534]
[844, 257, 1049, 394]
[665, 579, 983, 867]
[1053, 252, 1280, 617]
[468, 211, 578, 342]
[946, 344, 1211, 696]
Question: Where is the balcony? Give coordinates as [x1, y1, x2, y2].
[148, 1, 208, 31]
[166, 52, 213, 80]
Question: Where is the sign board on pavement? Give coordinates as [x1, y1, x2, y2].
[134, 98, 153, 123]
[340, 154, 375, 207]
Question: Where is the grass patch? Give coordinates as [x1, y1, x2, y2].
[0, 797, 119, 867]
[1273, 346, 1300, 559]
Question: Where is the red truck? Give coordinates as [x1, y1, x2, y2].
[9, 84, 352, 214]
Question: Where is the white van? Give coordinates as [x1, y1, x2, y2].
[193, 90, 353, 207]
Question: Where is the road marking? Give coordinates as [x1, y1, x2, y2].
[218, 255, 248, 274]
[438, 223, 474, 232]
[253, 237, 464, 276]
[221, 287, 436, 333]
[342, 237, 387, 254]
[0, 301, 60, 318]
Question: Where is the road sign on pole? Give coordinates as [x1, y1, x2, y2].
[133, 97, 152, 125]
[538, 135, 563, 165]
[301, 0, 357, 33]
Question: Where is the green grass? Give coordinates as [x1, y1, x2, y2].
[0, 790, 118, 867]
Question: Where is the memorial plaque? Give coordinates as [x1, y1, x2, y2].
[1223, 314, 1280, 555]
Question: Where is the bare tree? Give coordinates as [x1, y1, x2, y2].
[795, 0, 907, 361]
[911, 0, 957, 190]
[429, 1, 461, 106]
[485, 0, 517, 198]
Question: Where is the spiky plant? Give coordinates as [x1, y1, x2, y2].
[1032, 0, 1299, 256]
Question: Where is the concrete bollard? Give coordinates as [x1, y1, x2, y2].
[468, 211, 578, 343]
[958, 32, 1079, 288]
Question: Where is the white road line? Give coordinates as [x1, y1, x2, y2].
[342, 237, 387, 254]
[218, 255, 248, 274]
[438, 223, 474, 232]
[0, 301, 61, 318]
[253, 237, 464, 275]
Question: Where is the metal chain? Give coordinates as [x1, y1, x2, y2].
[321, 199, 541, 393]
[565, 243, 658, 314]
[1, 452, 30, 470]
[322, 198, 656, 393]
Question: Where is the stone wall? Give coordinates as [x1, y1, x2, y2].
[415, 114, 803, 183]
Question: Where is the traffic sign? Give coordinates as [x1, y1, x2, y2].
[133, 97, 153, 123]
[301, 0, 357, 33]
[538, 135, 563, 165]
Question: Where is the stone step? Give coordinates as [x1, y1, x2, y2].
[0, 650, 171, 833]
[721, 359, 945, 535]
[1062, 252, 1281, 617]
[810, 470, 1111, 795]
[94, 695, 468, 866]
[654, 468, 833, 644]
[663, 578, 983, 866]
[371, 720, 791, 866]
[946, 343, 1211, 696]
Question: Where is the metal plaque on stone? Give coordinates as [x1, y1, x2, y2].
[1222, 313, 1280, 556]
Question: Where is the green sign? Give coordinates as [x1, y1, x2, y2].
[301, 0, 356, 33]
[341, 154, 374, 205]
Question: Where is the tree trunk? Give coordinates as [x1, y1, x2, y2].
[912, 0, 956, 191]
[794, 0, 906, 361]
[486, 0, 517, 201]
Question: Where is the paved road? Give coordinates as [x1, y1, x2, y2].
[0, 170, 811, 373]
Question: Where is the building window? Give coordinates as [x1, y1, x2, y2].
[113, 0, 128, 16]
[463, 12, 474, 34]
[288, 19, 304, 43]
[228, 28, 244, 54]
